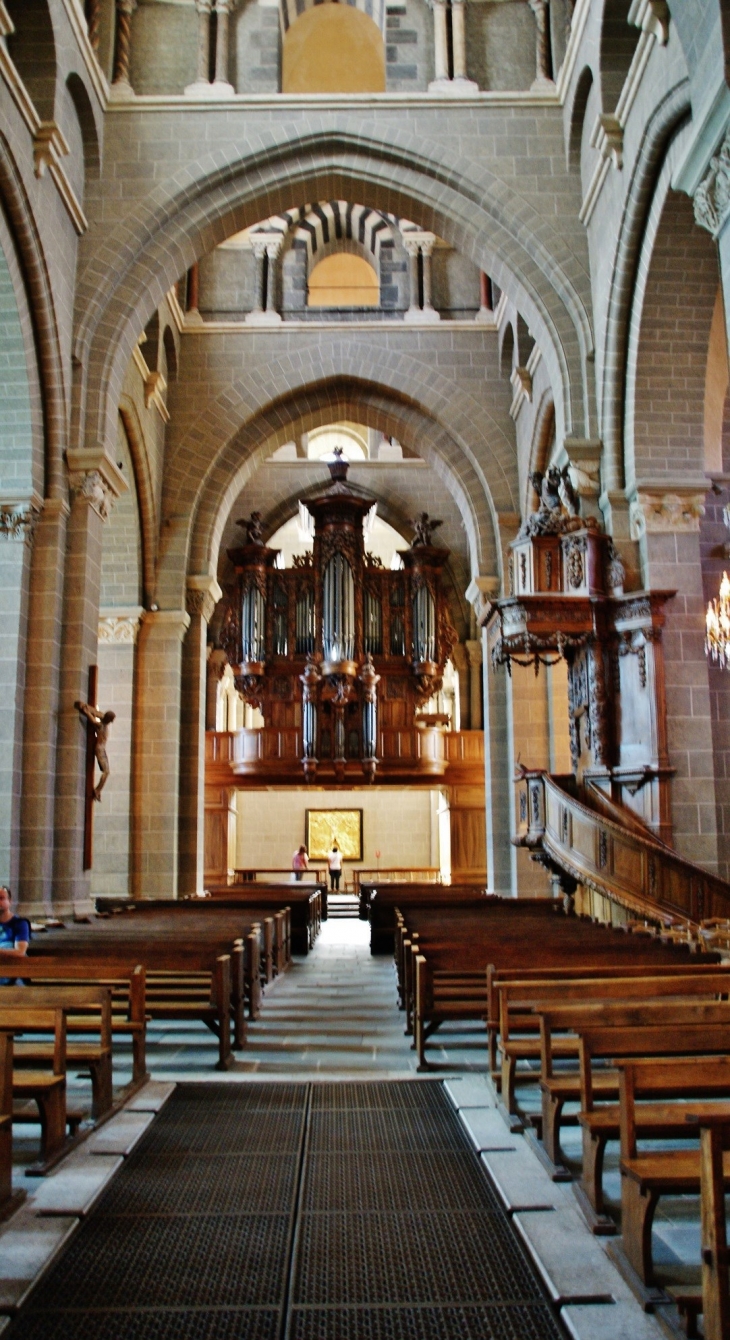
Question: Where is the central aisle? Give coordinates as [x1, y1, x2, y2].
[9, 1082, 565, 1340]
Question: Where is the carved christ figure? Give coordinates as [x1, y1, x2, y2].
[74, 701, 116, 801]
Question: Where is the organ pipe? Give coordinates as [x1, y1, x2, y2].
[322, 552, 355, 665]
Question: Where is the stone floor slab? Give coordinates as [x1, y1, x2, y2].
[481, 1149, 561, 1212]
[123, 1081, 175, 1112]
[513, 1207, 624, 1304]
[444, 1075, 495, 1109]
[27, 1155, 123, 1216]
[458, 1106, 519, 1151]
[84, 1110, 155, 1156]
[561, 1301, 668, 1339]
[0, 1211, 78, 1310]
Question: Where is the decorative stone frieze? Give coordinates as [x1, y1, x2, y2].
[186, 575, 223, 624]
[66, 450, 128, 521]
[98, 606, 145, 644]
[694, 129, 730, 238]
[465, 575, 500, 623]
[629, 489, 706, 541]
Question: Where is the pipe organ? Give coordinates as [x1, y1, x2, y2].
[219, 451, 458, 782]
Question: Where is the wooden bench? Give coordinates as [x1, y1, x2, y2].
[28, 936, 239, 1069]
[204, 885, 320, 954]
[0, 984, 113, 1124]
[0, 955, 147, 1086]
[684, 1112, 730, 1340]
[566, 1019, 730, 1291]
[0, 1005, 68, 1164]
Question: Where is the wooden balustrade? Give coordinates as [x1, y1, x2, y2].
[515, 770, 730, 928]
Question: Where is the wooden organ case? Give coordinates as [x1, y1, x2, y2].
[219, 452, 458, 784]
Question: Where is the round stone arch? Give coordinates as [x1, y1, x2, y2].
[73, 132, 595, 470]
[177, 379, 503, 614]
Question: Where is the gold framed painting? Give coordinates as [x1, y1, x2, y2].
[305, 809, 363, 861]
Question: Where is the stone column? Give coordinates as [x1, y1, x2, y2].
[110, 0, 137, 98]
[246, 234, 283, 326]
[0, 499, 38, 894]
[132, 608, 190, 899]
[52, 453, 128, 917]
[528, 0, 554, 88]
[179, 577, 221, 897]
[403, 236, 421, 317]
[429, 0, 450, 86]
[185, 0, 212, 95]
[212, 0, 235, 95]
[466, 638, 483, 730]
[92, 607, 144, 899]
[18, 497, 68, 919]
[450, 0, 478, 91]
[630, 485, 719, 871]
[403, 233, 440, 323]
[482, 623, 515, 895]
[450, 643, 469, 729]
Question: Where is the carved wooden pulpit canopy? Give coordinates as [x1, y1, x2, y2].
[219, 451, 457, 783]
[485, 468, 675, 844]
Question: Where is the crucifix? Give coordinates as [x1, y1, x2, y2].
[75, 666, 116, 871]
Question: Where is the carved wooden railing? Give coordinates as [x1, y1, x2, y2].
[515, 770, 730, 927]
[351, 867, 442, 896]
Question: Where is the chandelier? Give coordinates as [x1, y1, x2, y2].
[706, 572, 730, 668]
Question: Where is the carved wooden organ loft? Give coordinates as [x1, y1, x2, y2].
[486, 466, 675, 846]
[218, 450, 459, 783]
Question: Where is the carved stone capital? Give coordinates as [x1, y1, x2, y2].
[628, 0, 669, 44]
[186, 575, 223, 623]
[250, 231, 284, 260]
[465, 575, 500, 624]
[629, 489, 706, 540]
[694, 127, 730, 237]
[401, 230, 436, 257]
[66, 449, 128, 521]
[465, 638, 483, 668]
[562, 438, 602, 497]
[98, 605, 145, 645]
[33, 121, 70, 179]
[591, 113, 623, 169]
[207, 647, 228, 680]
[0, 496, 41, 543]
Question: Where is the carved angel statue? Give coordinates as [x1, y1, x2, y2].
[237, 511, 265, 545]
[74, 700, 116, 801]
[520, 464, 585, 538]
[411, 512, 443, 547]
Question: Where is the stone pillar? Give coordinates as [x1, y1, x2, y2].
[187, 263, 200, 314]
[527, 0, 554, 88]
[212, 0, 235, 94]
[92, 607, 144, 899]
[450, 0, 478, 90]
[403, 233, 440, 324]
[206, 648, 227, 729]
[483, 625, 515, 895]
[179, 577, 221, 897]
[630, 485, 719, 871]
[132, 608, 190, 899]
[0, 499, 38, 893]
[466, 639, 483, 731]
[450, 643, 469, 729]
[185, 0, 212, 95]
[429, 0, 449, 85]
[110, 0, 137, 98]
[18, 497, 68, 919]
[52, 453, 128, 917]
[246, 234, 283, 326]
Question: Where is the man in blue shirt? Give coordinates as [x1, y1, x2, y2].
[0, 887, 29, 983]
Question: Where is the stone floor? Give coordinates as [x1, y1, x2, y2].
[0, 917, 686, 1337]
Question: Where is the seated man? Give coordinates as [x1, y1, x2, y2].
[0, 886, 29, 985]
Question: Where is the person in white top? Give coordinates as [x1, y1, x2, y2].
[327, 843, 343, 890]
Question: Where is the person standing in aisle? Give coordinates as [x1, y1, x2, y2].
[328, 842, 343, 891]
[292, 845, 308, 881]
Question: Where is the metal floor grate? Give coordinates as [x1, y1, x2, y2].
[8, 1081, 565, 1340]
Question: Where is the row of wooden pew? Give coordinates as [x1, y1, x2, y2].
[388, 888, 730, 1338]
[0, 884, 322, 1219]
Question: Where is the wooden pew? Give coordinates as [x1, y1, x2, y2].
[0, 955, 147, 1086]
[565, 1015, 730, 1291]
[96, 899, 291, 983]
[0, 984, 113, 1121]
[0, 1006, 68, 1164]
[690, 1113, 730, 1340]
[27, 936, 238, 1070]
[203, 886, 320, 954]
[369, 884, 489, 954]
[0, 1030, 21, 1218]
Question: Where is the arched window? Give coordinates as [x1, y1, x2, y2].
[308, 253, 379, 308]
[281, 5, 385, 94]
